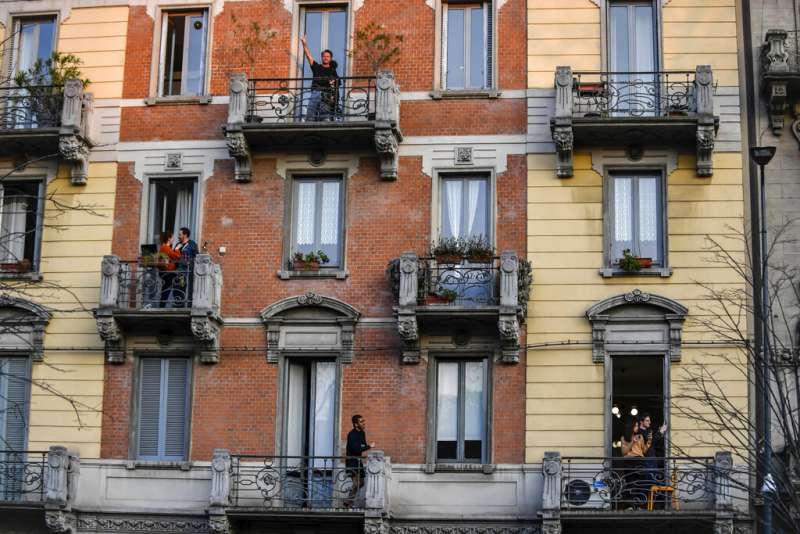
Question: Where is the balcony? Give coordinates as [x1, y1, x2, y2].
[0, 447, 77, 529]
[225, 72, 402, 182]
[762, 29, 800, 134]
[540, 452, 737, 531]
[0, 79, 91, 184]
[208, 450, 389, 531]
[391, 252, 528, 364]
[550, 66, 718, 178]
[94, 254, 223, 363]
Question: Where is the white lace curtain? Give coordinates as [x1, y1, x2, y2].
[0, 190, 28, 262]
[172, 186, 194, 238]
[613, 175, 659, 260]
[443, 178, 484, 239]
[295, 181, 340, 247]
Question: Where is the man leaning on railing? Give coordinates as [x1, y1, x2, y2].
[300, 35, 340, 121]
[345, 414, 375, 507]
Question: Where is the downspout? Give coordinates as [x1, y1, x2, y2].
[739, 0, 766, 530]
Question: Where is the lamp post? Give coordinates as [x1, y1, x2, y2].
[750, 145, 776, 534]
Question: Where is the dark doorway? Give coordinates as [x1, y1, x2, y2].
[611, 355, 665, 457]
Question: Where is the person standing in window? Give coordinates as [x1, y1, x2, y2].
[345, 414, 374, 504]
[157, 231, 181, 307]
[301, 35, 339, 121]
[173, 227, 198, 307]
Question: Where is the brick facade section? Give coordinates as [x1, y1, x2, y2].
[102, 0, 527, 464]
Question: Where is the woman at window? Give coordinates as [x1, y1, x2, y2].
[157, 231, 181, 307]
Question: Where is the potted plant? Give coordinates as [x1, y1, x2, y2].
[292, 250, 330, 271]
[464, 235, 494, 263]
[617, 249, 642, 272]
[431, 236, 463, 264]
[0, 258, 31, 273]
[13, 52, 90, 127]
[347, 22, 404, 120]
[426, 288, 458, 305]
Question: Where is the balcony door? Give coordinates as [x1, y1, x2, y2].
[146, 178, 198, 246]
[610, 355, 666, 458]
[8, 16, 57, 128]
[608, 1, 657, 116]
[298, 6, 348, 118]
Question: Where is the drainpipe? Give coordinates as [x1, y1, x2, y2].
[740, 0, 769, 532]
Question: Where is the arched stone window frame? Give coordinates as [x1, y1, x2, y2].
[0, 295, 52, 362]
[586, 288, 688, 365]
[260, 292, 360, 364]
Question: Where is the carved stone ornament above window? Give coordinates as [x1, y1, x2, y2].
[260, 293, 360, 363]
[0, 295, 52, 361]
[585, 289, 688, 363]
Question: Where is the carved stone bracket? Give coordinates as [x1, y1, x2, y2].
[694, 65, 716, 177]
[551, 66, 574, 178]
[767, 81, 789, 135]
[397, 313, 420, 364]
[226, 73, 252, 182]
[365, 517, 387, 534]
[207, 514, 230, 534]
[59, 79, 91, 185]
[696, 121, 716, 177]
[763, 30, 792, 135]
[374, 70, 402, 181]
[365, 450, 388, 511]
[58, 135, 90, 185]
[714, 451, 733, 510]
[552, 126, 574, 179]
[498, 314, 520, 363]
[209, 449, 232, 508]
[190, 316, 220, 364]
[46, 510, 76, 534]
[542, 451, 562, 512]
[45, 445, 79, 533]
[375, 129, 399, 180]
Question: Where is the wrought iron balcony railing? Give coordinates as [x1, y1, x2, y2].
[416, 257, 501, 307]
[246, 77, 377, 124]
[0, 451, 47, 503]
[541, 453, 733, 514]
[0, 86, 63, 130]
[230, 455, 361, 511]
[570, 71, 698, 119]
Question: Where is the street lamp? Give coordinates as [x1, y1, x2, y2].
[750, 145, 775, 534]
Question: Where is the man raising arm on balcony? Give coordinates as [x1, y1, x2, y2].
[300, 35, 339, 121]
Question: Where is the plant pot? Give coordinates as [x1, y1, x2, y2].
[1, 260, 31, 273]
[425, 295, 448, 305]
[294, 261, 321, 271]
[466, 253, 493, 263]
[434, 254, 462, 265]
[637, 257, 653, 268]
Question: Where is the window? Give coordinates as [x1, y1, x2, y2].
[291, 177, 344, 268]
[435, 359, 487, 463]
[0, 357, 30, 500]
[440, 174, 490, 240]
[299, 7, 348, 77]
[443, 2, 492, 90]
[608, 1, 657, 73]
[159, 10, 208, 96]
[608, 172, 664, 268]
[285, 360, 337, 460]
[137, 357, 190, 460]
[0, 181, 43, 271]
[146, 178, 197, 246]
[11, 16, 56, 75]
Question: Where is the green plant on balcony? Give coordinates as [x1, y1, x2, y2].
[431, 236, 464, 264]
[437, 288, 458, 303]
[292, 250, 330, 271]
[464, 235, 494, 263]
[618, 249, 642, 272]
[518, 258, 533, 309]
[348, 22, 404, 75]
[13, 52, 89, 126]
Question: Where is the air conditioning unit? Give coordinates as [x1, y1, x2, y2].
[562, 474, 613, 510]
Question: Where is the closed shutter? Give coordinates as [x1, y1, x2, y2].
[485, 1, 493, 89]
[137, 358, 189, 460]
[163, 359, 188, 458]
[0, 357, 29, 451]
[137, 358, 162, 458]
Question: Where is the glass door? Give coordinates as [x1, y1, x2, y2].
[298, 6, 348, 119]
[608, 2, 657, 116]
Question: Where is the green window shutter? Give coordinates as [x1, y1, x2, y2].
[163, 359, 189, 459]
[137, 358, 163, 458]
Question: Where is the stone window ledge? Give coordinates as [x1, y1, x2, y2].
[430, 89, 500, 100]
[125, 460, 193, 471]
[278, 269, 349, 280]
[0, 271, 43, 282]
[145, 95, 212, 106]
[423, 463, 496, 474]
[599, 267, 672, 279]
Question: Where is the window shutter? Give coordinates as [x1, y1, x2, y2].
[1, 357, 29, 452]
[441, 7, 449, 90]
[486, 1, 493, 88]
[163, 359, 188, 459]
[137, 359, 162, 458]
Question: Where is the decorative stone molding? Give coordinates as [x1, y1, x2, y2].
[542, 452, 562, 512]
[0, 295, 52, 362]
[76, 515, 211, 533]
[59, 79, 91, 185]
[498, 251, 521, 362]
[762, 30, 793, 135]
[397, 314, 420, 364]
[260, 293, 360, 364]
[541, 522, 561, 534]
[397, 252, 420, 363]
[45, 446, 73, 507]
[365, 518, 387, 534]
[714, 451, 733, 510]
[209, 449, 232, 509]
[389, 526, 542, 534]
[551, 66, 574, 179]
[207, 515, 229, 534]
[374, 71, 402, 180]
[46, 510, 75, 533]
[586, 289, 688, 363]
[365, 450, 389, 512]
[225, 74, 252, 182]
[694, 66, 716, 177]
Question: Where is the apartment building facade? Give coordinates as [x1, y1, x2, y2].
[0, 0, 536, 533]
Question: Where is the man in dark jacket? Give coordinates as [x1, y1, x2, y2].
[346, 414, 374, 503]
[300, 34, 339, 121]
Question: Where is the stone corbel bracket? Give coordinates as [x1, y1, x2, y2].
[498, 250, 521, 363]
[396, 252, 420, 363]
[44, 445, 80, 534]
[551, 66, 574, 178]
[190, 254, 223, 363]
[694, 65, 717, 177]
[374, 71, 403, 181]
[762, 30, 791, 135]
[225, 74, 253, 183]
[59, 79, 92, 185]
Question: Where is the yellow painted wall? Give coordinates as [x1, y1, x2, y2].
[528, 0, 739, 88]
[57, 6, 129, 99]
[525, 151, 749, 463]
